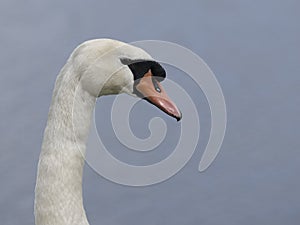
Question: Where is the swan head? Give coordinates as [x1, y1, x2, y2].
[72, 39, 182, 121]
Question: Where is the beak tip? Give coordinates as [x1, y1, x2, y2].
[166, 107, 182, 122]
[175, 111, 182, 122]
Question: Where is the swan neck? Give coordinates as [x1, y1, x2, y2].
[35, 62, 95, 225]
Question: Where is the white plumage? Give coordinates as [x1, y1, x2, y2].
[34, 39, 180, 225]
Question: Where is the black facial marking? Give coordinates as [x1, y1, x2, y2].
[120, 58, 166, 97]
[120, 58, 166, 82]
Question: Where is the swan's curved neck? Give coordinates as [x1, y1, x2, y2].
[35, 61, 95, 225]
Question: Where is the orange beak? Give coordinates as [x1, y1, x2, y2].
[135, 70, 182, 121]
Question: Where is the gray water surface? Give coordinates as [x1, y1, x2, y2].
[1, 1, 299, 224]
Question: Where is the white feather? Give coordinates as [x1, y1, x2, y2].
[34, 39, 153, 225]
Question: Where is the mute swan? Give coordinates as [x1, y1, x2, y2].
[34, 39, 181, 225]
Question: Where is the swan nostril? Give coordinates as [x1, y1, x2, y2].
[155, 86, 161, 93]
[152, 77, 161, 93]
